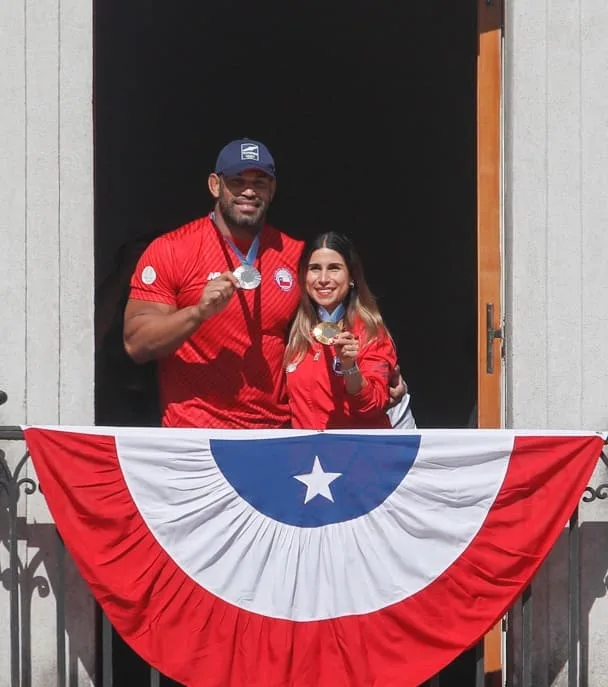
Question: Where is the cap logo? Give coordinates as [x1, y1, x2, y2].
[241, 143, 259, 161]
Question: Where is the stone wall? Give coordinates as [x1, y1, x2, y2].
[0, 0, 95, 683]
[505, 0, 608, 683]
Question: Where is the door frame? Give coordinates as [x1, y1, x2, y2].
[477, 0, 503, 681]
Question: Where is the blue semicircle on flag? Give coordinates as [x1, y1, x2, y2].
[211, 433, 421, 527]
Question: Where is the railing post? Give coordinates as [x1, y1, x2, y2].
[6, 452, 21, 687]
[0, 391, 19, 687]
[56, 532, 67, 687]
[475, 639, 485, 687]
[505, 610, 514, 687]
[568, 507, 580, 687]
[102, 613, 114, 687]
[1, 454, 35, 685]
[521, 585, 532, 687]
[0, 414, 38, 687]
[150, 668, 161, 687]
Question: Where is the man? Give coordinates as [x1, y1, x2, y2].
[124, 138, 408, 428]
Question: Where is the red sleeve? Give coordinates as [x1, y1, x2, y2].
[346, 333, 397, 418]
[129, 236, 178, 306]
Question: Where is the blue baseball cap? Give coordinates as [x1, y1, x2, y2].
[214, 138, 276, 178]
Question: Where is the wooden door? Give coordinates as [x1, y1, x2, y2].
[477, 0, 503, 683]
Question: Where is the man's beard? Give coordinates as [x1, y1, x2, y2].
[218, 196, 267, 230]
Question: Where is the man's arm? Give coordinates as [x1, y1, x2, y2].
[386, 364, 417, 428]
[387, 364, 407, 408]
[124, 299, 204, 363]
[124, 272, 238, 364]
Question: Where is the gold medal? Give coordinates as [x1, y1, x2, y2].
[312, 322, 341, 345]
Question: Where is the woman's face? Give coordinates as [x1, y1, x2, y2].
[305, 248, 351, 314]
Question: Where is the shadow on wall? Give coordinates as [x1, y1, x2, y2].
[508, 520, 608, 686]
[0, 518, 96, 686]
[580, 521, 608, 685]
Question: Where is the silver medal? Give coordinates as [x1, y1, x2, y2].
[233, 265, 262, 290]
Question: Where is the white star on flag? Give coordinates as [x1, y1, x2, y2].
[294, 456, 342, 504]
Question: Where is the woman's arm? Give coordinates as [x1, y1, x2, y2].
[333, 332, 397, 417]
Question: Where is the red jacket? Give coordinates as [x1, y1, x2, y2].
[286, 321, 397, 429]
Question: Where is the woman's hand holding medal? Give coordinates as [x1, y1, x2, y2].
[197, 272, 239, 321]
[331, 331, 360, 370]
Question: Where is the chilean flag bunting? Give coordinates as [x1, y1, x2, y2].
[23, 427, 605, 687]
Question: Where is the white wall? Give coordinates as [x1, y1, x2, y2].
[505, 0, 608, 684]
[0, 0, 95, 684]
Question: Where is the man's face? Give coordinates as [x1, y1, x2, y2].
[211, 170, 275, 229]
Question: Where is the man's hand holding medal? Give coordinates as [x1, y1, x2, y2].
[197, 272, 239, 321]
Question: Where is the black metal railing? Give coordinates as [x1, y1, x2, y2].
[2, 400, 606, 686]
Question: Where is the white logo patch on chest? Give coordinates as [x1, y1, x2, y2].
[274, 267, 294, 292]
[207, 272, 222, 281]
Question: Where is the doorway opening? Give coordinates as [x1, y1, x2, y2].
[94, 0, 478, 430]
[94, 0, 479, 682]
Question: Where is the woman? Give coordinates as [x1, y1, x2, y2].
[285, 232, 397, 429]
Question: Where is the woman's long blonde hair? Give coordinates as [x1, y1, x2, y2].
[285, 232, 390, 365]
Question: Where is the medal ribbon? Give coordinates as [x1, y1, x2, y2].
[210, 212, 261, 268]
[224, 234, 260, 268]
[317, 304, 345, 323]
[316, 305, 345, 372]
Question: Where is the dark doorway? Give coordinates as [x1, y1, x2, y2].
[95, 0, 478, 430]
[94, 0, 478, 683]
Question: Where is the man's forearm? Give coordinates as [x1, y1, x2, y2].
[124, 306, 204, 363]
